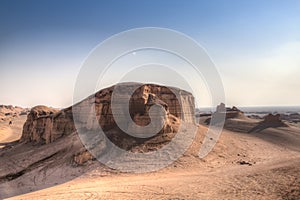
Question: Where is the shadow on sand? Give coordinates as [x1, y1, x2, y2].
[248, 122, 288, 133]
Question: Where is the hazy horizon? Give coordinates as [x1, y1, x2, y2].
[1, 0, 300, 108]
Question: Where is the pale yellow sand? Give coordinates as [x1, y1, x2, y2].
[0, 116, 27, 147]
[6, 127, 300, 200]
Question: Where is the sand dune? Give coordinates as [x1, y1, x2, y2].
[3, 125, 300, 200]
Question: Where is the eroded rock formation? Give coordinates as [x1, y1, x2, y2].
[19, 83, 196, 165]
[20, 106, 75, 144]
[262, 114, 287, 127]
[205, 103, 247, 125]
[21, 83, 195, 145]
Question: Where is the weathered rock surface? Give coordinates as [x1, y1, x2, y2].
[21, 83, 196, 146]
[73, 150, 94, 165]
[20, 106, 75, 144]
[73, 83, 195, 133]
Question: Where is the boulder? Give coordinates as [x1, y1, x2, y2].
[73, 150, 94, 165]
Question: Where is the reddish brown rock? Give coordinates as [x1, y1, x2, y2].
[20, 106, 75, 144]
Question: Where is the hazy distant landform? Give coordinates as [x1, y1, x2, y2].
[0, 83, 299, 200]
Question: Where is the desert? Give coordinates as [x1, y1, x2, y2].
[1, 1, 300, 199]
[0, 83, 299, 199]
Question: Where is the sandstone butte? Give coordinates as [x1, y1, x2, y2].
[20, 82, 196, 164]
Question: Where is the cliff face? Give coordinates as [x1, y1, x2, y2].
[21, 83, 195, 144]
[20, 106, 75, 144]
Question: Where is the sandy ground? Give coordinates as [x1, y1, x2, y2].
[5, 124, 300, 200]
[8, 159, 300, 200]
[0, 116, 27, 148]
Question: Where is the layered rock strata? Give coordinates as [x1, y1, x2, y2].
[21, 83, 196, 145]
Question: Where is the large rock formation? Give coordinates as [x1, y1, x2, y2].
[20, 106, 75, 144]
[21, 83, 195, 145]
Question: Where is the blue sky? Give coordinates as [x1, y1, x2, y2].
[0, 0, 299, 107]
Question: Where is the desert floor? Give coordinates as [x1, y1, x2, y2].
[1, 118, 300, 200]
[0, 116, 26, 148]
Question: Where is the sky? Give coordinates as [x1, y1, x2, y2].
[0, 0, 299, 108]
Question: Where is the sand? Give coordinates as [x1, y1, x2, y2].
[4, 122, 300, 200]
[0, 116, 27, 148]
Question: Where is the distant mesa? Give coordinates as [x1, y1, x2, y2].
[0, 105, 29, 122]
[280, 112, 300, 123]
[201, 103, 290, 133]
[262, 114, 287, 127]
[204, 103, 246, 125]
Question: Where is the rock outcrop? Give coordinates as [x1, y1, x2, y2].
[205, 103, 247, 125]
[224, 106, 246, 119]
[20, 106, 75, 144]
[262, 114, 287, 127]
[21, 83, 196, 145]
